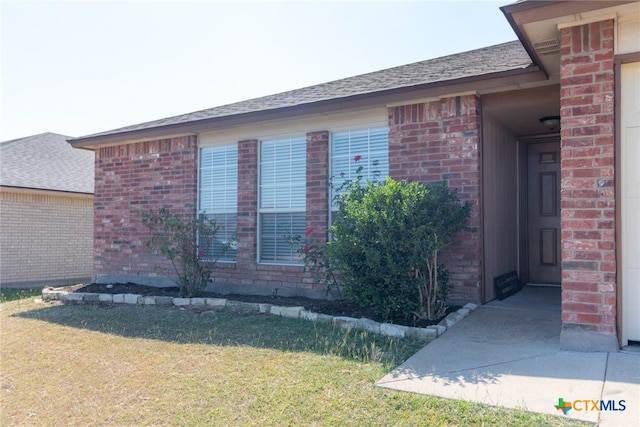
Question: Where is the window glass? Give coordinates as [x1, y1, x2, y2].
[199, 143, 238, 261]
[259, 136, 306, 263]
[330, 126, 389, 206]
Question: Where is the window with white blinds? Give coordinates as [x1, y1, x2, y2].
[259, 136, 306, 263]
[330, 126, 389, 206]
[199, 143, 238, 261]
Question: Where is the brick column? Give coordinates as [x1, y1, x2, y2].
[236, 139, 259, 268]
[388, 95, 482, 304]
[559, 19, 617, 351]
[306, 131, 329, 240]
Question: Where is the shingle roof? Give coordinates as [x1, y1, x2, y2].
[0, 132, 94, 193]
[75, 40, 533, 140]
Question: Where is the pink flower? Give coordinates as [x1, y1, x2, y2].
[198, 248, 205, 255]
[303, 246, 310, 253]
[354, 155, 362, 162]
[305, 228, 313, 236]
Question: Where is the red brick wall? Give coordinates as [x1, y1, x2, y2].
[93, 115, 483, 303]
[559, 20, 616, 337]
[206, 132, 327, 296]
[306, 131, 330, 240]
[92, 131, 329, 296]
[236, 139, 258, 270]
[388, 95, 482, 303]
[93, 136, 197, 282]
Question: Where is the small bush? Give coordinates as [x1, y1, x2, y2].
[328, 177, 470, 322]
[139, 209, 226, 297]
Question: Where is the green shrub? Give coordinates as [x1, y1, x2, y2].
[327, 177, 470, 322]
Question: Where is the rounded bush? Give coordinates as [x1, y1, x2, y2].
[328, 178, 470, 322]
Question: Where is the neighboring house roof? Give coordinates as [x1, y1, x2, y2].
[73, 40, 534, 143]
[0, 132, 94, 194]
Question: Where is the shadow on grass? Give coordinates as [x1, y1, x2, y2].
[12, 302, 424, 369]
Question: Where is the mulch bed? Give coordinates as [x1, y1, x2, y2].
[70, 282, 451, 328]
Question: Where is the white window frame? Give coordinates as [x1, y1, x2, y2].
[258, 135, 307, 264]
[198, 142, 238, 262]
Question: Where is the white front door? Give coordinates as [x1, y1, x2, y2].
[621, 61, 640, 346]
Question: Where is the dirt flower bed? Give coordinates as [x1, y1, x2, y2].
[68, 283, 456, 327]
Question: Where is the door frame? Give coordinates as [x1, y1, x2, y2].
[518, 133, 562, 286]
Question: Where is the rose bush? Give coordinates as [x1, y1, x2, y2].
[139, 208, 226, 297]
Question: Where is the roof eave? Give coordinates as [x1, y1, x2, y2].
[500, 0, 562, 16]
[0, 185, 94, 197]
[69, 65, 543, 149]
[500, 2, 560, 79]
[500, 0, 636, 77]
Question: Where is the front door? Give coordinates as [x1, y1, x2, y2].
[527, 140, 561, 284]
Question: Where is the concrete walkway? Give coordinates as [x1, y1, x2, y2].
[376, 287, 640, 425]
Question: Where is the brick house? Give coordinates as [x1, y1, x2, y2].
[70, 1, 639, 351]
[0, 132, 94, 286]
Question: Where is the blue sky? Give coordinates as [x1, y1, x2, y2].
[1, 1, 517, 141]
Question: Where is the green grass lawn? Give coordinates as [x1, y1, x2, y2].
[0, 293, 587, 426]
[0, 287, 42, 303]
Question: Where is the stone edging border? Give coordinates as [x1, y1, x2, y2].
[42, 287, 478, 342]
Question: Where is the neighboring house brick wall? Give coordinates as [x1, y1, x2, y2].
[92, 136, 197, 285]
[388, 95, 483, 304]
[559, 19, 617, 349]
[0, 190, 93, 285]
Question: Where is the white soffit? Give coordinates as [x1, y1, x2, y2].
[522, 17, 562, 78]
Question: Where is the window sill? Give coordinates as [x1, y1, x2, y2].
[256, 263, 305, 272]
